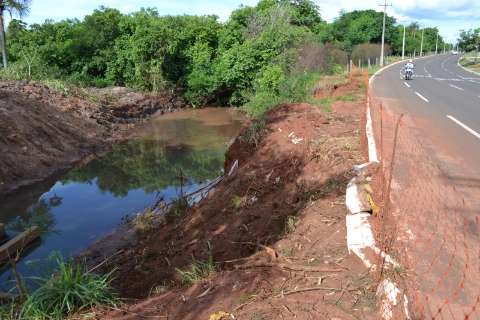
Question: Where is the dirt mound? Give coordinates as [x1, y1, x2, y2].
[88, 86, 187, 125]
[91, 76, 376, 319]
[0, 89, 107, 194]
[0, 81, 187, 194]
[0, 82, 187, 129]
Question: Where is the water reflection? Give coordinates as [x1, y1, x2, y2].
[0, 108, 244, 290]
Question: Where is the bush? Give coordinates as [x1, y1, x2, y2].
[21, 256, 117, 320]
[244, 71, 321, 117]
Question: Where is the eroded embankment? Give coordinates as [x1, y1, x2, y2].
[0, 81, 186, 195]
[88, 75, 379, 320]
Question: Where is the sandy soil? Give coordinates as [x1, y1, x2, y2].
[85, 75, 377, 320]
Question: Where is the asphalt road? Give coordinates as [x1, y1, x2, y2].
[371, 55, 480, 318]
[372, 54, 480, 170]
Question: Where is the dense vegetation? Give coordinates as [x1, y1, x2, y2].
[458, 28, 480, 52]
[2, 0, 445, 115]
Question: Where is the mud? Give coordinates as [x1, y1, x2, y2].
[0, 81, 187, 195]
[86, 75, 378, 319]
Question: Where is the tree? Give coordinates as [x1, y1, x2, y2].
[328, 10, 397, 52]
[458, 28, 480, 52]
[0, 0, 30, 68]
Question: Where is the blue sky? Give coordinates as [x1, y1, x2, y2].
[15, 0, 480, 43]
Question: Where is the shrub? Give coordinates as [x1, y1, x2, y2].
[352, 43, 391, 66]
[239, 118, 267, 147]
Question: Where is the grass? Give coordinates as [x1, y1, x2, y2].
[176, 242, 217, 286]
[284, 215, 299, 234]
[20, 256, 117, 320]
[165, 197, 190, 223]
[230, 195, 244, 211]
[133, 210, 157, 234]
[460, 51, 480, 73]
[311, 91, 361, 112]
[0, 300, 20, 320]
[239, 118, 267, 148]
[250, 312, 267, 320]
[176, 256, 217, 286]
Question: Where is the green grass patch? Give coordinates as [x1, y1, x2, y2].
[20, 255, 117, 320]
[310, 92, 361, 112]
[230, 195, 244, 211]
[176, 255, 217, 286]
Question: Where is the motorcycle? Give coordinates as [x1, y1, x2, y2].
[404, 68, 413, 80]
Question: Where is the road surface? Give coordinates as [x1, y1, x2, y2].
[371, 55, 480, 319]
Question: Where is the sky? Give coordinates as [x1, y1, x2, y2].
[13, 0, 480, 43]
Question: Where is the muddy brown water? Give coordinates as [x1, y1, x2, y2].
[0, 108, 245, 290]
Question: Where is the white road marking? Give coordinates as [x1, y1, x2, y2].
[449, 84, 465, 91]
[447, 115, 480, 140]
[404, 82, 411, 88]
[415, 92, 429, 103]
[434, 78, 463, 82]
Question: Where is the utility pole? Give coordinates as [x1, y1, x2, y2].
[443, 42, 446, 54]
[420, 29, 424, 57]
[379, 0, 392, 66]
[402, 24, 406, 60]
[413, 28, 417, 58]
[435, 32, 439, 55]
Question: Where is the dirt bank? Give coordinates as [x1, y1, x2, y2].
[86, 74, 378, 319]
[0, 81, 186, 195]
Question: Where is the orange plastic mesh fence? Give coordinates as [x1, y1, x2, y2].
[366, 89, 480, 319]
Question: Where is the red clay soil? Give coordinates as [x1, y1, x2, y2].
[0, 88, 108, 194]
[89, 78, 378, 320]
[0, 81, 186, 195]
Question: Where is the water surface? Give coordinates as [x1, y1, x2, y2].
[0, 108, 244, 289]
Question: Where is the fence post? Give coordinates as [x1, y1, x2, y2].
[350, 60, 353, 73]
[368, 58, 371, 69]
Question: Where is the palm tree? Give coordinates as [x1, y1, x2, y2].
[0, 0, 30, 69]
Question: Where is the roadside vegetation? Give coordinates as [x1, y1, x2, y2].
[0, 254, 117, 320]
[459, 51, 480, 73]
[1, 0, 445, 116]
[458, 29, 480, 73]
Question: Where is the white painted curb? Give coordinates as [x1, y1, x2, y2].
[344, 56, 423, 319]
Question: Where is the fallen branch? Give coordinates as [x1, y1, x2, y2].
[234, 263, 343, 273]
[87, 249, 124, 273]
[275, 286, 359, 297]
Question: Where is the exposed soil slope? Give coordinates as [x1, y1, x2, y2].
[89, 75, 376, 319]
[0, 81, 186, 195]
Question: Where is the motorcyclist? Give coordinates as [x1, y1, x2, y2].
[403, 59, 415, 79]
[404, 59, 415, 72]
